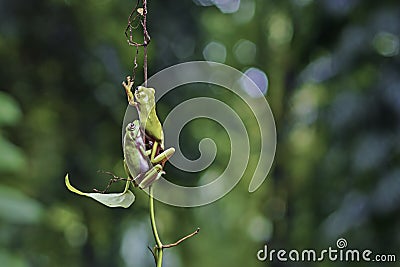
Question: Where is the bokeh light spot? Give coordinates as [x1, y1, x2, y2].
[64, 222, 88, 247]
[267, 13, 293, 47]
[214, 0, 241, 13]
[247, 215, 273, 242]
[372, 31, 399, 57]
[193, 0, 240, 13]
[233, 39, 257, 65]
[240, 67, 269, 97]
[203, 41, 227, 63]
[233, 0, 255, 24]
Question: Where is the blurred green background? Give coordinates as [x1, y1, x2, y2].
[1, 0, 399, 266]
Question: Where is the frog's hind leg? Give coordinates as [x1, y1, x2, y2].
[151, 146, 175, 165]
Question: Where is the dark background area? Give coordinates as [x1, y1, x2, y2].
[0, 0, 399, 266]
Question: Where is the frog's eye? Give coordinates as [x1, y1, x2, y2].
[127, 123, 137, 131]
[135, 86, 145, 94]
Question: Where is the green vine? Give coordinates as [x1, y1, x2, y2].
[149, 187, 200, 266]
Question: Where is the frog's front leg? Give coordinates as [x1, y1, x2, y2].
[122, 76, 136, 106]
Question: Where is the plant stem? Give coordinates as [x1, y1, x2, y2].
[143, 0, 148, 87]
[149, 186, 163, 267]
[144, 2, 161, 265]
[157, 249, 163, 267]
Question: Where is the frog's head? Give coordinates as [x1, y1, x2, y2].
[134, 86, 156, 108]
[125, 120, 141, 140]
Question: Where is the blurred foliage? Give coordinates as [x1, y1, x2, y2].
[0, 0, 400, 266]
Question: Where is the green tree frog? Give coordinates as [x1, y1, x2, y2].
[123, 120, 173, 189]
[122, 76, 175, 163]
[65, 119, 173, 208]
[64, 77, 175, 208]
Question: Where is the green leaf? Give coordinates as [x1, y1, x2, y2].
[0, 185, 43, 224]
[0, 136, 26, 173]
[65, 174, 135, 208]
[0, 92, 22, 126]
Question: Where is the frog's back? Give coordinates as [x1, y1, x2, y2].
[140, 111, 163, 143]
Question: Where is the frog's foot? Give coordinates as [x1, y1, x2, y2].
[137, 165, 165, 189]
[122, 76, 136, 106]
